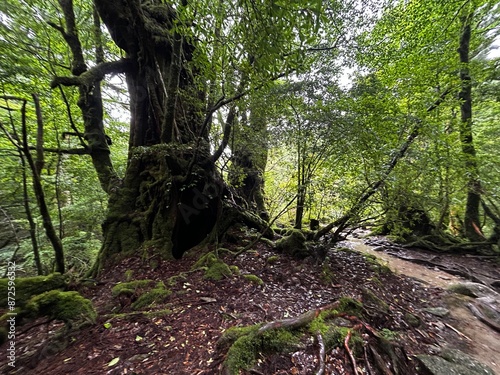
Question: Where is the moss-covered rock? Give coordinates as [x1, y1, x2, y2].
[0, 273, 67, 308]
[222, 326, 300, 374]
[404, 312, 421, 327]
[191, 251, 235, 281]
[112, 279, 172, 310]
[24, 290, 96, 325]
[131, 281, 171, 310]
[266, 255, 279, 264]
[362, 253, 392, 274]
[275, 229, 310, 259]
[204, 260, 232, 281]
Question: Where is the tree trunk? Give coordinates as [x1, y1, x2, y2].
[229, 102, 269, 221]
[458, 14, 483, 242]
[20, 101, 65, 273]
[91, 0, 224, 274]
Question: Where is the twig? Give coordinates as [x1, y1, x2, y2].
[344, 330, 359, 375]
[444, 322, 472, 341]
[315, 332, 326, 375]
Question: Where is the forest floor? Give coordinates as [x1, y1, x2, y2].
[1, 228, 499, 375]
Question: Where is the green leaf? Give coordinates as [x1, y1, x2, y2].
[108, 357, 120, 367]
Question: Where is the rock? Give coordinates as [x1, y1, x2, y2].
[423, 307, 450, 317]
[416, 348, 495, 375]
[404, 312, 421, 327]
[448, 282, 499, 299]
[275, 229, 310, 259]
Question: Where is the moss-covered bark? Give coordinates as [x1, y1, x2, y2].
[92, 144, 222, 275]
[0, 273, 67, 308]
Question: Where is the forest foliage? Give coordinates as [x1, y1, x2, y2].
[0, 0, 499, 276]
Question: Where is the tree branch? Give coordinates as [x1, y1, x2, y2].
[50, 59, 132, 88]
[28, 146, 90, 155]
[314, 88, 452, 241]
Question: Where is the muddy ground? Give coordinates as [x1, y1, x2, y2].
[1, 230, 499, 374]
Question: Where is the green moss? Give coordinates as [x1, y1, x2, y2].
[324, 327, 363, 354]
[144, 308, 173, 318]
[338, 297, 363, 316]
[204, 260, 232, 281]
[166, 274, 186, 287]
[275, 229, 310, 259]
[363, 254, 392, 274]
[223, 327, 299, 374]
[266, 255, 279, 264]
[0, 273, 67, 308]
[380, 328, 400, 341]
[243, 274, 264, 285]
[131, 281, 171, 310]
[111, 279, 155, 298]
[217, 325, 261, 351]
[404, 313, 421, 327]
[24, 290, 96, 325]
[124, 270, 134, 281]
[229, 265, 240, 275]
[225, 334, 257, 373]
[191, 252, 218, 270]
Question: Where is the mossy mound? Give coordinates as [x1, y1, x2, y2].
[0, 273, 67, 308]
[191, 252, 234, 281]
[24, 290, 96, 325]
[131, 281, 172, 309]
[220, 325, 300, 374]
[275, 229, 310, 259]
[205, 261, 233, 281]
[112, 279, 171, 310]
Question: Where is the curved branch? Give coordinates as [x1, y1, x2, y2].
[50, 59, 132, 88]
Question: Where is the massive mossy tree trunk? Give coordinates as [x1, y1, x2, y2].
[90, 0, 223, 272]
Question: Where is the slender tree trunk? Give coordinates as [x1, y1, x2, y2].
[19, 153, 43, 275]
[21, 101, 65, 273]
[458, 15, 483, 242]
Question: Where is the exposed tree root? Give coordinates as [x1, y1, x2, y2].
[217, 299, 419, 375]
[345, 329, 359, 375]
[315, 332, 326, 375]
[468, 302, 500, 333]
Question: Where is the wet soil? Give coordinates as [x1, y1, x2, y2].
[1, 230, 499, 375]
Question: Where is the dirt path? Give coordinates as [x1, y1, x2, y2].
[343, 236, 500, 375]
